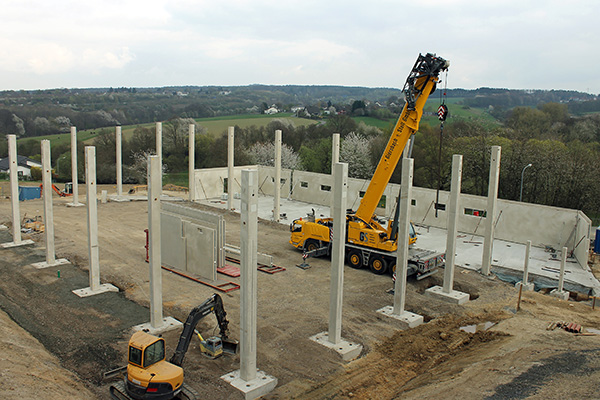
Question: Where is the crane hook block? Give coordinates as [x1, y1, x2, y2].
[437, 104, 449, 121]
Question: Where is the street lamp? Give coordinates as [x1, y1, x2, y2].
[519, 163, 532, 202]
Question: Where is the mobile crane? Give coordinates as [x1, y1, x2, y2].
[109, 293, 238, 400]
[290, 53, 448, 278]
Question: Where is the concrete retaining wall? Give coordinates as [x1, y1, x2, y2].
[193, 165, 591, 260]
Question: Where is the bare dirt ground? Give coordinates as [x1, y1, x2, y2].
[1, 182, 600, 399]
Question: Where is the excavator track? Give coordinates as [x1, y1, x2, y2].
[109, 380, 199, 400]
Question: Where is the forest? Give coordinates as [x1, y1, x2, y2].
[0, 85, 599, 223]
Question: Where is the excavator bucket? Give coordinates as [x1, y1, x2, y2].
[222, 338, 239, 355]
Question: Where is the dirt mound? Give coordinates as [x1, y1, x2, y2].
[286, 311, 510, 400]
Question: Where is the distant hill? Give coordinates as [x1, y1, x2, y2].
[0, 85, 598, 138]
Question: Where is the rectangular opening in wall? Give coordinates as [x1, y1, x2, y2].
[223, 177, 228, 192]
[359, 191, 366, 198]
[435, 203, 446, 211]
[321, 184, 331, 192]
[411, 199, 417, 206]
[378, 195, 386, 208]
[280, 178, 286, 185]
[464, 208, 486, 217]
[300, 181, 308, 188]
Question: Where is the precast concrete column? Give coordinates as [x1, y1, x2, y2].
[425, 155, 469, 304]
[516, 240, 535, 291]
[274, 130, 282, 222]
[394, 158, 413, 314]
[86, 146, 101, 291]
[328, 162, 348, 344]
[7, 135, 23, 245]
[443, 155, 463, 293]
[31, 141, 69, 269]
[377, 158, 423, 328]
[68, 126, 83, 206]
[403, 138, 413, 159]
[188, 124, 195, 202]
[558, 247, 567, 292]
[227, 126, 234, 210]
[330, 133, 340, 216]
[148, 155, 163, 328]
[222, 169, 277, 398]
[116, 126, 123, 197]
[482, 146, 501, 275]
[156, 122, 162, 193]
[240, 168, 258, 382]
[71, 147, 118, 297]
[41, 140, 55, 265]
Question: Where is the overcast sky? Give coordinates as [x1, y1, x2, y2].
[1, 0, 597, 93]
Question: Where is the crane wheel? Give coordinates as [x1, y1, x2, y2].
[369, 255, 388, 275]
[304, 239, 319, 252]
[347, 249, 363, 269]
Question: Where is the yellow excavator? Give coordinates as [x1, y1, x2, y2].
[109, 293, 238, 400]
[290, 53, 448, 278]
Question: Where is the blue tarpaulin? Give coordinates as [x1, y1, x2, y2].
[18, 186, 41, 201]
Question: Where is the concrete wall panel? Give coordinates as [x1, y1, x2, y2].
[161, 212, 186, 270]
[184, 221, 216, 280]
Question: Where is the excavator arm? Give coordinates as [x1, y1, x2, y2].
[169, 293, 235, 366]
[353, 53, 449, 223]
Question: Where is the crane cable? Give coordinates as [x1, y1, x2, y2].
[435, 70, 449, 218]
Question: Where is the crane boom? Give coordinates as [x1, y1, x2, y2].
[354, 53, 449, 223]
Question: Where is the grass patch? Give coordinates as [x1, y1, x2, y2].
[163, 172, 189, 187]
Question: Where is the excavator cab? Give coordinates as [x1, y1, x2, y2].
[119, 331, 184, 400]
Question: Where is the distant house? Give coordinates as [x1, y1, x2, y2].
[264, 107, 279, 115]
[0, 155, 42, 178]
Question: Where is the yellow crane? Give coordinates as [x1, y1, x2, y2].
[290, 53, 448, 278]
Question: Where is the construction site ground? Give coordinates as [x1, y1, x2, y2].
[1, 183, 600, 400]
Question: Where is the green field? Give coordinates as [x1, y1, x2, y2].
[15, 113, 320, 148]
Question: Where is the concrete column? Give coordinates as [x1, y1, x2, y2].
[67, 127, 83, 207]
[516, 240, 534, 291]
[330, 133, 340, 216]
[274, 130, 282, 222]
[8, 135, 21, 244]
[402, 138, 413, 159]
[32, 141, 68, 268]
[394, 158, 413, 314]
[86, 146, 100, 291]
[222, 170, 277, 400]
[131, 155, 182, 334]
[188, 124, 195, 202]
[328, 162, 347, 344]
[551, 247, 570, 300]
[148, 155, 163, 327]
[425, 155, 468, 304]
[1, 135, 33, 248]
[227, 126, 234, 210]
[444, 155, 462, 292]
[377, 158, 423, 328]
[482, 146, 501, 275]
[116, 126, 122, 197]
[156, 122, 162, 194]
[309, 163, 362, 361]
[72, 147, 118, 297]
[240, 168, 258, 381]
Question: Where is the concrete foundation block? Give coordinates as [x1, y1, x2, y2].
[131, 316, 183, 336]
[309, 331, 363, 361]
[425, 285, 470, 305]
[1, 239, 35, 248]
[550, 289, 570, 301]
[221, 369, 277, 400]
[72, 283, 119, 298]
[31, 258, 70, 269]
[515, 281, 535, 292]
[377, 306, 424, 329]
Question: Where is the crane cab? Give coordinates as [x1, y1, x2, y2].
[125, 331, 184, 400]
